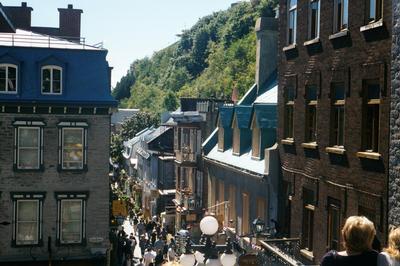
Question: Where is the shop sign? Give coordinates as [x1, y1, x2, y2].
[112, 200, 128, 217]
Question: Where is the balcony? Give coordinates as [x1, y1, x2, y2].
[175, 147, 197, 164]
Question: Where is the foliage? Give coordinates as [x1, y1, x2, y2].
[113, 0, 278, 115]
[110, 133, 124, 165]
[119, 111, 160, 140]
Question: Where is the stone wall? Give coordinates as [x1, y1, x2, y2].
[0, 113, 111, 262]
[389, 0, 400, 227]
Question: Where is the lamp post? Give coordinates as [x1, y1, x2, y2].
[179, 216, 237, 266]
[252, 217, 265, 238]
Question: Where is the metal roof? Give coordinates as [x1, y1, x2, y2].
[254, 84, 278, 104]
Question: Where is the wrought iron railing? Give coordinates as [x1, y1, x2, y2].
[257, 238, 303, 266]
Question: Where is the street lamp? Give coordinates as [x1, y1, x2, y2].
[179, 216, 237, 266]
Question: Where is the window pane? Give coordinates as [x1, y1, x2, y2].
[288, 10, 297, 44]
[310, 1, 319, 39]
[334, 83, 345, 100]
[19, 149, 39, 169]
[19, 128, 39, 148]
[7, 66, 16, 91]
[289, 0, 297, 8]
[42, 69, 51, 93]
[52, 69, 61, 93]
[369, 0, 376, 21]
[367, 82, 380, 99]
[342, 0, 348, 28]
[17, 201, 38, 245]
[0, 66, 6, 91]
[306, 86, 318, 101]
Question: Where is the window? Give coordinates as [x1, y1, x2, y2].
[218, 127, 225, 151]
[302, 188, 315, 252]
[242, 192, 250, 235]
[0, 64, 17, 93]
[257, 198, 266, 221]
[232, 116, 240, 155]
[305, 86, 318, 143]
[287, 0, 297, 45]
[58, 122, 88, 170]
[327, 198, 341, 251]
[331, 83, 345, 148]
[333, 0, 349, 32]
[41, 65, 62, 94]
[251, 114, 261, 158]
[282, 181, 293, 237]
[367, 0, 382, 23]
[11, 192, 45, 246]
[362, 80, 380, 152]
[284, 87, 295, 139]
[308, 0, 320, 39]
[13, 121, 45, 170]
[56, 192, 88, 245]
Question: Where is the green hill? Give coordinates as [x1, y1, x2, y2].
[112, 0, 277, 114]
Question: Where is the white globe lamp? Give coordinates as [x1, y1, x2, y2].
[220, 253, 237, 266]
[180, 253, 196, 266]
[200, 216, 219, 236]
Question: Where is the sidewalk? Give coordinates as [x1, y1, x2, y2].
[122, 219, 143, 259]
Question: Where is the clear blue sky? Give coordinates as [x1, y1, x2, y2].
[1, 0, 242, 87]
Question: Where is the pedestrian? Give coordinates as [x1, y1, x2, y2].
[129, 233, 137, 257]
[143, 248, 156, 266]
[153, 237, 165, 253]
[167, 245, 176, 262]
[320, 216, 378, 266]
[137, 220, 146, 237]
[133, 216, 139, 234]
[125, 253, 133, 266]
[154, 250, 164, 266]
[139, 235, 148, 257]
[378, 227, 400, 266]
[117, 235, 125, 266]
[151, 231, 157, 246]
[124, 236, 133, 261]
[136, 258, 144, 266]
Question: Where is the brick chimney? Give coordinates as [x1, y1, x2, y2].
[255, 17, 278, 94]
[58, 4, 82, 40]
[2, 2, 33, 30]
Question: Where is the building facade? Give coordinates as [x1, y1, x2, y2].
[167, 98, 224, 236]
[0, 4, 116, 265]
[278, 0, 392, 262]
[202, 17, 280, 246]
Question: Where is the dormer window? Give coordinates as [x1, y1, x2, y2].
[0, 64, 17, 93]
[232, 116, 240, 155]
[251, 115, 261, 159]
[41, 66, 62, 94]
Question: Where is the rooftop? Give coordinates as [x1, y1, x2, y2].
[0, 29, 104, 50]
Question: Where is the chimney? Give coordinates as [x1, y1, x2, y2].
[255, 17, 278, 94]
[58, 4, 83, 40]
[2, 2, 33, 30]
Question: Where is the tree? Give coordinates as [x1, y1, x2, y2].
[163, 90, 179, 111]
[120, 111, 160, 140]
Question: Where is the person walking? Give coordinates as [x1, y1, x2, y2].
[139, 235, 148, 257]
[143, 248, 156, 266]
[320, 216, 378, 266]
[154, 250, 164, 266]
[137, 220, 146, 237]
[378, 227, 400, 266]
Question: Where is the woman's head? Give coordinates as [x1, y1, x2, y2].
[385, 227, 400, 260]
[342, 216, 376, 253]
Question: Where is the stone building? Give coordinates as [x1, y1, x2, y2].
[202, 17, 280, 246]
[0, 4, 116, 265]
[165, 98, 225, 236]
[278, 0, 392, 262]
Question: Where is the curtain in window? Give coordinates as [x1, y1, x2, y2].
[63, 128, 83, 169]
[18, 128, 39, 169]
[61, 200, 82, 243]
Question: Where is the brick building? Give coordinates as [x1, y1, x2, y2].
[278, 0, 392, 263]
[0, 3, 116, 265]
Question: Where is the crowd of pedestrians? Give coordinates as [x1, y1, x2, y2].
[112, 212, 176, 266]
[321, 215, 400, 266]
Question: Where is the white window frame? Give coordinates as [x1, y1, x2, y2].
[287, 0, 298, 45]
[41, 65, 62, 95]
[59, 199, 84, 244]
[17, 126, 41, 170]
[0, 63, 18, 93]
[61, 127, 85, 170]
[308, 0, 321, 40]
[15, 199, 40, 245]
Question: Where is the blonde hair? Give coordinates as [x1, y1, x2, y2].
[385, 227, 400, 260]
[342, 216, 376, 253]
